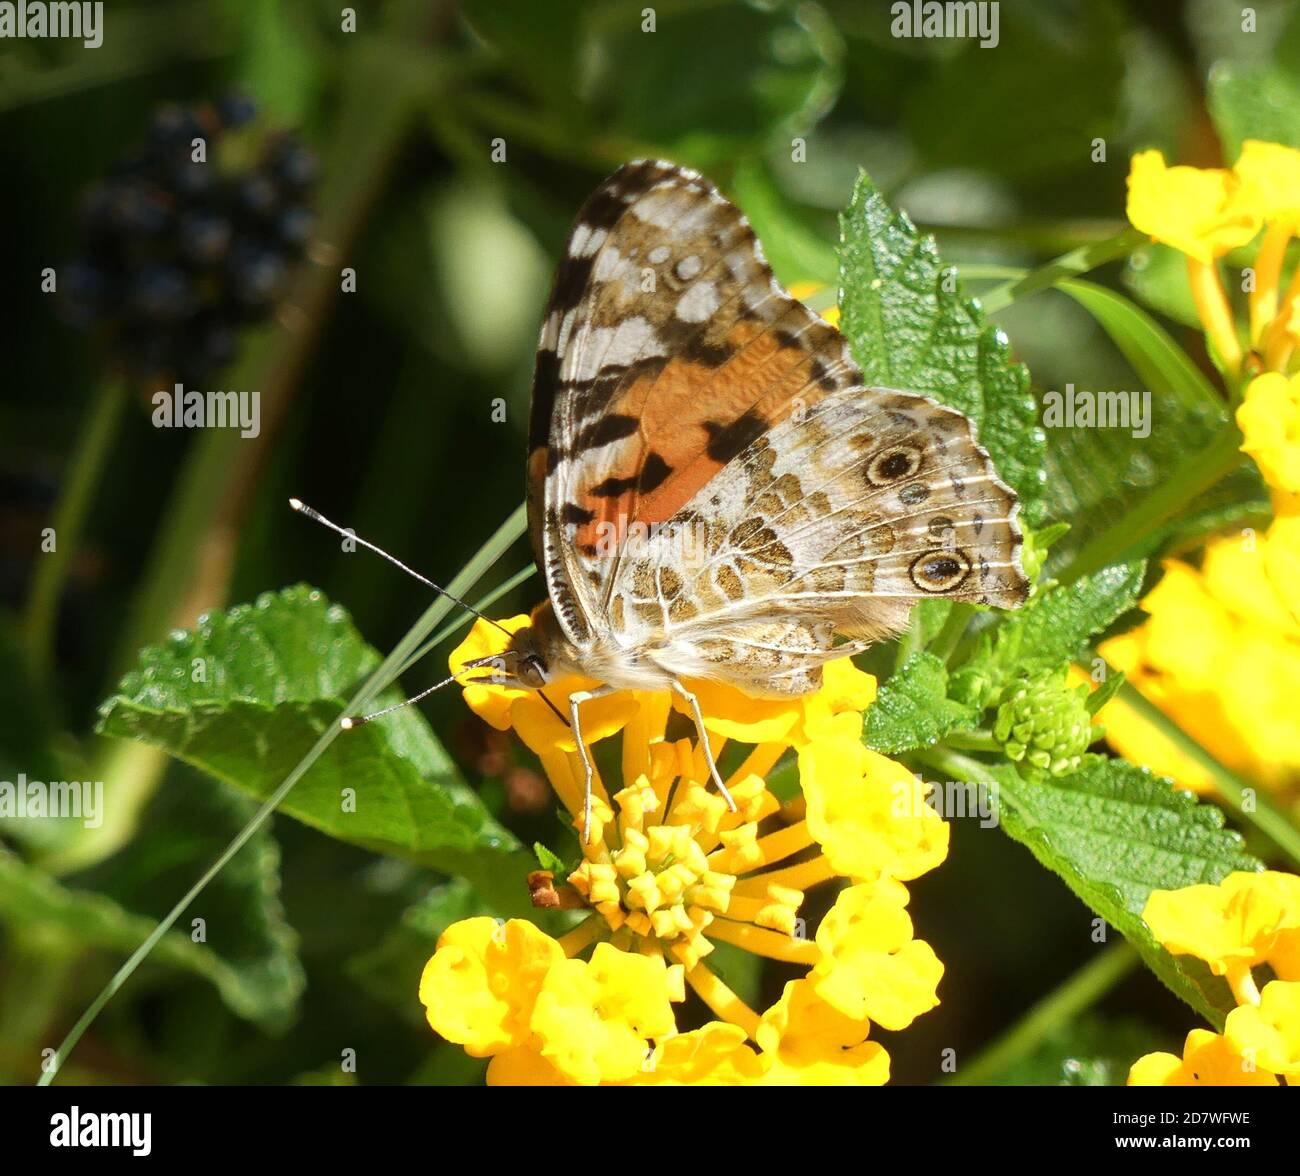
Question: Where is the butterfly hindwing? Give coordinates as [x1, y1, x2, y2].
[601, 387, 1028, 695]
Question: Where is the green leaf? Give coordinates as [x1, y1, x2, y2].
[74, 770, 303, 1026]
[988, 755, 1259, 1027]
[227, 0, 325, 123]
[901, 0, 1127, 183]
[1084, 668, 1126, 716]
[1039, 280, 1268, 573]
[865, 652, 976, 755]
[1044, 420, 1267, 579]
[950, 562, 1145, 712]
[1057, 280, 1220, 411]
[1022, 521, 1070, 581]
[95, 585, 518, 870]
[910, 599, 956, 647]
[1003, 561, 1146, 673]
[838, 171, 1045, 521]
[584, 1, 842, 164]
[0, 613, 77, 854]
[1122, 244, 1200, 330]
[1208, 60, 1300, 160]
[533, 842, 567, 874]
[461, 0, 589, 110]
[0, 794, 302, 1027]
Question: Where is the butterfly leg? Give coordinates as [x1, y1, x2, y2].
[570, 685, 615, 842]
[670, 680, 738, 813]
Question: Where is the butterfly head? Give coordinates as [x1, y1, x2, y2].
[460, 615, 558, 691]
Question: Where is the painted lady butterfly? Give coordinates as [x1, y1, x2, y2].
[463, 160, 1029, 830]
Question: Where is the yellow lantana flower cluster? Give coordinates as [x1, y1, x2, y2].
[1087, 143, 1300, 807]
[1127, 141, 1300, 378]
[418, 614, 949, 1085]
[1129, 872, 1300, 1085]
[1092, 511, 1300, 799]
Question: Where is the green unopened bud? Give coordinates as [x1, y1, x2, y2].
[992, 667, 1098, 776]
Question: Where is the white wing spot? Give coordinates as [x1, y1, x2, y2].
[675, 255, 702, 280]
[569, 223, 607, 258]
[676, 280, 720, 323]
[568, 316, 665, 380]
[593, 247, 624, 282]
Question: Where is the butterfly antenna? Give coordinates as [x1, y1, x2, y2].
[340, 669, 478, 729]
[289, 499, 513, 637]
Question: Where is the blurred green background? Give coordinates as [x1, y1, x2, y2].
[2, 0, 1297, 1085]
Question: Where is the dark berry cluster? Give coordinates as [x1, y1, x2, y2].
[62, 93, 317, 385]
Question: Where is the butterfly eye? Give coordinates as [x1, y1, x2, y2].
[521, 655, 549, 688]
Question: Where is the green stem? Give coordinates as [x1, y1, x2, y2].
[920, 219, 1131, 256]
[23, 379, 130, 675]
[37, 504, 527, 1087]
[974, 228, 1146, 315]
[894, 610, 926, 671]
[943, 729, 1000, 753]
[943, 941, 1139, 1086]
[1111, 677, 1300, 870]
[1060, 425, 1245, 580]
[928, 602, 974, 664]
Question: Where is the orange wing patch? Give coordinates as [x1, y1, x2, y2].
[570, 319, 844, 555]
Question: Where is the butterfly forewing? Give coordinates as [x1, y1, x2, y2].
[527, 160, 860, 647]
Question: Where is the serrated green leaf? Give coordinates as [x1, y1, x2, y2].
[989, 755, 1259, 1026]
[533, 842, 567, 874]
[1006, 561, 1146, 673]
[838, 171, 1045, 520]
[865, 652, 976, 754]
[95, 585, 518, 870]
[1085, 668, 1126, 716]
[954, 562, 1147, 710]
